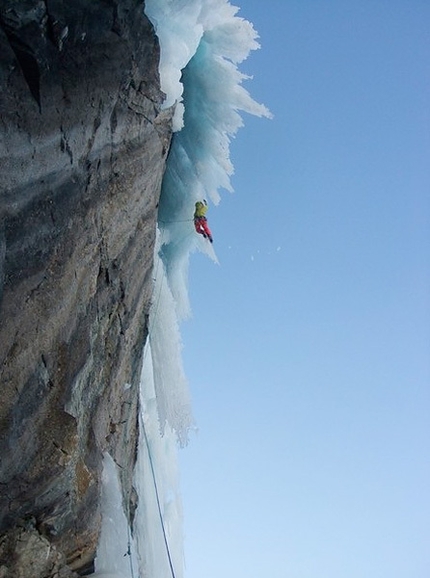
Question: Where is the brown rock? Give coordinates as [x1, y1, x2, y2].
[0, 0, 173, 574]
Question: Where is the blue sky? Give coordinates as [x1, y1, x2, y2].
[179, 1, 429, 577]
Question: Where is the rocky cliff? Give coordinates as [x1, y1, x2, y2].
[0, 0, 172, 575]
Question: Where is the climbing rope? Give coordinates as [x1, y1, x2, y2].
[125, 219, 201, 578]
[158, 218, 193, 223]
[125, 224, 178, 578]
[142, 420, 178, 578]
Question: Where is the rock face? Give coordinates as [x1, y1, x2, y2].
[0, 0, 172, 575]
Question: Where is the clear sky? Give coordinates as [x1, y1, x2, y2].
[178, 1, 429, 577]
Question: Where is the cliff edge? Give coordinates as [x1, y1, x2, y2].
[0, 0, 172, 575]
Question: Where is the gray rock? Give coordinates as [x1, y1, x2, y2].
[0, 0, 173, 574]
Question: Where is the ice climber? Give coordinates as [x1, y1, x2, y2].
[193, 200, 213, 243]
